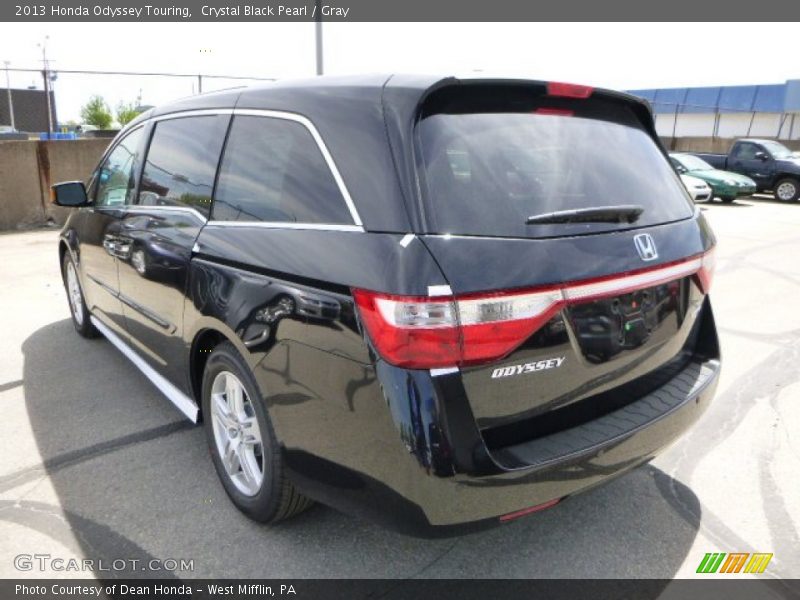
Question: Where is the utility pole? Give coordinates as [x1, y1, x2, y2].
[38, 36, 54, 137]
[315, 0, 323, 75]
[3, 61, 14, 130]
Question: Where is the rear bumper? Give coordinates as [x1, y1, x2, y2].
[392, 356, 718, 535]
[269, 352, 719, 537]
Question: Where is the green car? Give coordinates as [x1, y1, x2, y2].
[670, 153, 757, 203]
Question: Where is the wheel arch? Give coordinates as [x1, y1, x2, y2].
[773, 173, 800, 186]
[189, 326, 254, 416]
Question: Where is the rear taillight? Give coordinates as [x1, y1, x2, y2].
[352, 291, 461, 368]
[353, 250, 715, 370]
[696, 248, 716, 294]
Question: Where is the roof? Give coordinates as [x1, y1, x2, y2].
[123, 74, 658, 233]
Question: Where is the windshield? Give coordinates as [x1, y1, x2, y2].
[761, 140, 793, 159]
[417, 108, 694, 238]
[674, 154, 713, 171]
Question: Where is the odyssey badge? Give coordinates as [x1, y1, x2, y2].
[491, 357, 566, 379]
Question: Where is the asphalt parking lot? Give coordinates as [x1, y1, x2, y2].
[0, 195, 798, 582]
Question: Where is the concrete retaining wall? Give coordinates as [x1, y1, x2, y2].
[660, 137, 800, 153]
[0, 139, 109, 230]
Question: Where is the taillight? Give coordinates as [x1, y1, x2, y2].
[353, 250, 715, 370]
[547, 81, 594, 99]
[456, 289, 563, 365]
[352, 291, 460, 368]
[696, 248, 716, 294]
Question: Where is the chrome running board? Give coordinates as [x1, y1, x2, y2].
[90, 316, 199, 423]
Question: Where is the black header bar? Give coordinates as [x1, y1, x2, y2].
[1, 0, 795, 22]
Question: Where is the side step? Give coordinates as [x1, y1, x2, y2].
[90, 316, 199, 423]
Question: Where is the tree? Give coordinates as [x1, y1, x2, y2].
[116, 101, 139, 127]
[80, 95, 112, 129]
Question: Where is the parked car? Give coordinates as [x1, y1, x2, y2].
[679, 173, 713, 202]
[671, 153, 756, 203]
[52, 75, 720, 537]
[694, 139, 800, 202]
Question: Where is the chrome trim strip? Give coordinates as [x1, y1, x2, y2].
[399, 233, 415, 248]
[427, 284, 452, 297]
[151, 108, 234, 121]
[124, 204, 209, 222]
[90, 316, 199, 423]
[232, 108, 363, 228]
[204, 221, 363, 232]
[430, 367, 459, 377]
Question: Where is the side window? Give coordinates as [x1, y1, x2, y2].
[138, 115, 228, 217]
[733, 143, 759, 160]
[94, 127, 144, 207]
[212, 115, 353, 224]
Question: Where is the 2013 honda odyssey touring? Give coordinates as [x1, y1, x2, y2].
[53, 75, 720, 536]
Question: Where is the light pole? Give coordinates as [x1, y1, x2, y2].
[315, 0, 323, 75]
[3, 61, 14, 130]
[37, 36, 53, 137]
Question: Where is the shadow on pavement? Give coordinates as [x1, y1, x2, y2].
[10, 319, 703, 579]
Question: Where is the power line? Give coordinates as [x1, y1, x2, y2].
[1, 66, 275, 81]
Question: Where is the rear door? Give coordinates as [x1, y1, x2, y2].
[115, 114, 229, 385]
[413, 85, 710, 429]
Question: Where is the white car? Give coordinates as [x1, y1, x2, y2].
[680, 174, 712, 202]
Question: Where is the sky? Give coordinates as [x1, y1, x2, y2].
[1, 22, 798, 123]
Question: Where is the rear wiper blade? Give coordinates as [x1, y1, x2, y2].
[525, 204, 644, 225]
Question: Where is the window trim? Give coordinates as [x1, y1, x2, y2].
[91, 123, 146, 208]
[145, 108, 365, 231]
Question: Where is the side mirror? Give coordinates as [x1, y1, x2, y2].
[754, 151, 769, 161]
[51, 181, 89, 207]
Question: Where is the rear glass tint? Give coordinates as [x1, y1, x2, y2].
[416, 88, 693, 238]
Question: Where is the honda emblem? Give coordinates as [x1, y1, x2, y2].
[634, 234, 658, 261]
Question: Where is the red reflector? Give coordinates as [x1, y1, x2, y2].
[534, 107, 574, 117]
[547, 81, 593, 99]
[499, 497, 561, 522]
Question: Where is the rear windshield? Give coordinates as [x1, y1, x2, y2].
[416, 90, 694, 238]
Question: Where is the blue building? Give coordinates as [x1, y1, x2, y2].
[627, 80, 800, 140]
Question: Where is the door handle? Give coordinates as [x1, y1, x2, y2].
[102, 236, 117, 255]
[103, 235, 131, 259]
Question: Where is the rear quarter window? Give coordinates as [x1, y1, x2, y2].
[416, 90, 694, 238]
[211, 115, 354, 225]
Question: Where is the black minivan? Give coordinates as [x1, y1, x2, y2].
[53, 75, 720, 536]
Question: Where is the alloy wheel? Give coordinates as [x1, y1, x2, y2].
[66, 261, 84, 326]
[209, 371, 264, 496]
[776, 181, 797, 201]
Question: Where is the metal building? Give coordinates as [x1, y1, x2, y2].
[0, 88, 57, 133]
[629, 80, 800, 140]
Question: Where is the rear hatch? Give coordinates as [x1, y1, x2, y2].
[412, 82, 714, 439]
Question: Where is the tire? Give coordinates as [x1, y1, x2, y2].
[61, 252, 100, 338]
[202, 342, 313, 523]
[774, 178, 800, 202]
[719, 196, 735, 203]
